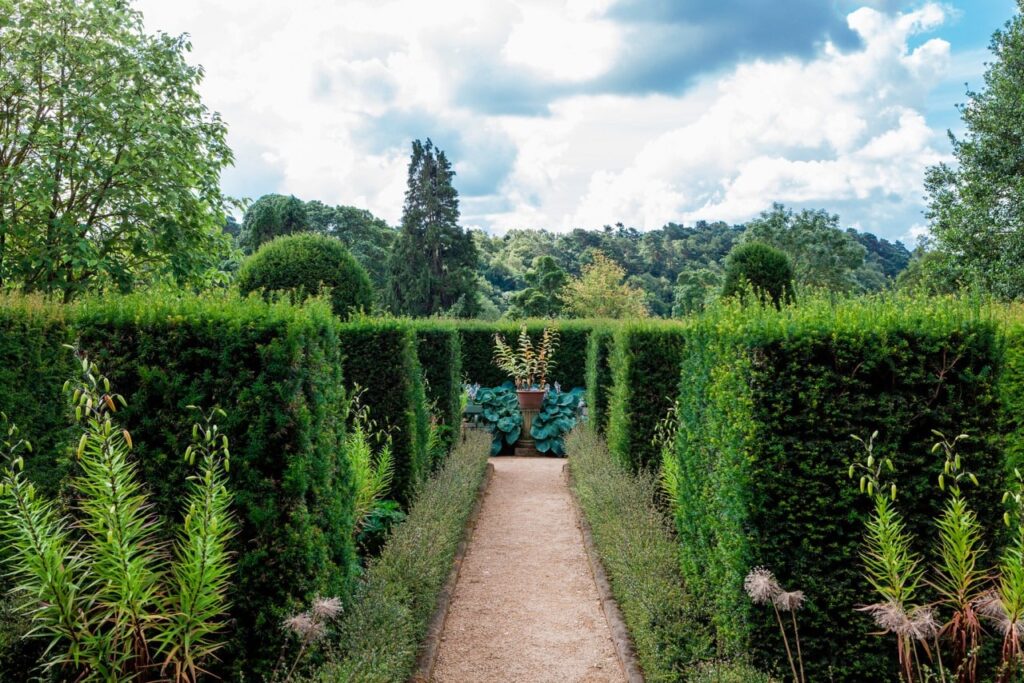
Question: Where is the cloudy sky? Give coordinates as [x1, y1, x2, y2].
[136, 0, 1017, 244]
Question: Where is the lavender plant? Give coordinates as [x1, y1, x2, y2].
[0, 351, 235, 682]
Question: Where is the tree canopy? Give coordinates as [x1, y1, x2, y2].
[385, 139, 479, 316]
[239, 194, 309, 254]
[922, 0, 1024, 299]
[0, 0, 233, 300]
[563, 251, 649, 319]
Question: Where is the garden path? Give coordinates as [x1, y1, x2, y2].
[431, 457, 625, 683]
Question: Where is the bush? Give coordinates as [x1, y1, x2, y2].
[456, 319, 593, 389]
[721, 242, 795, 308]
[607, 321, 687, 470]
[315, 430, 491, 682]
[408, 321, 464, 453]
[337, 320, 429, 503]
[0, 293, 357, 680]
[673, 297, 1004, 681]
[567, 427, 714, 681]
[685, 661, 777, 683]
[237, 232, 373, 319]
[1001, 317, 1024, 475]
[585, 325, 616, 432]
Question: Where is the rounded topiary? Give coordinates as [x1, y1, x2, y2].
[237, 233, 373, 318]
[722, 241, 795, 308]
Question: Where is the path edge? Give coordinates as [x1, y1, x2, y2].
[564, 463, 646, 683]
[410, 459, 494, 683]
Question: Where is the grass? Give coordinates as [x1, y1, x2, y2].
[310, 429, 491, 683]
[567, 426, 774, 682]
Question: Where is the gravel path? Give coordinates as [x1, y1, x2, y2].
[432, 457, 625, 683]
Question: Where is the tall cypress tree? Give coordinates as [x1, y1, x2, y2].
[386, 139, 479, 316]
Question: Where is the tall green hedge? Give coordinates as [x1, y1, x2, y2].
[584, 325, 616, 432]
[673, 299, 1004, 681]
[408, 321, 463, 454]
[607, 321, 687, 471]
[457, 319, 594, 389]
[338, 320, 428, 501]
[67, 294, 354, 679]
[1001, 319, 1024, 476]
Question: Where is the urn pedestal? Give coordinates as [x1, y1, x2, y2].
[514, 389, 545, 456]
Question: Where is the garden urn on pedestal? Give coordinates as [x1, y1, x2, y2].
[514, 388, 546, 456]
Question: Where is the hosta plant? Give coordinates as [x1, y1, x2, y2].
[0, 350, 235, 682]
[493, 324, 559, 390]
[530, 386, 584, 456]
[475, 383, 521, 455]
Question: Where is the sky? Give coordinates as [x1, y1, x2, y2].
[136, 0, 1019, 244]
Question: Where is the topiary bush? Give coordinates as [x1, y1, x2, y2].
[607, 320, 687, 471]
[672, 297, 1004, 681]
[721, 242, 795, 308]
[0, 293, 361, 680]
[237, 232, 373, 319]
[337, 320, 429, 503]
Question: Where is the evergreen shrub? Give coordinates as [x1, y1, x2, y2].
[585, 325, 616, 432]
[456, 319, 594, 389]
[672, 297, 1003, 681]
[607, 320, 687, 471]
[407, 321, 464, 453]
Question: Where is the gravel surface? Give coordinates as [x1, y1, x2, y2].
[432, 457, 625, 683]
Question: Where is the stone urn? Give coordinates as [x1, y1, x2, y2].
[514, 389, 545, 456]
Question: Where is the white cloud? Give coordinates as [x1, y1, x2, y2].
[136, 1, 957, 240]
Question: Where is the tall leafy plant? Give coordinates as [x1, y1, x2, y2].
[0, 351, 235, 682]
[345, 387, 395, 532]
[493, 324, 559, 390]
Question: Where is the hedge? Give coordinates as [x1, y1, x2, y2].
[8, 293, 357, 680]
[1001, 315, 1024, 477]
[584, 325, 615, 432]
[672, 298, 1004, 682]
[607, 320, 687, 471]
[456, 319, 594, 389]
[315, 430, 491, 682]
[407, 321, 464, 453]
[337, 319, 429, 502]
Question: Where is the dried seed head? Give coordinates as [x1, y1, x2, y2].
[974, 591, 1024, 637]
[312, 596, 343, 620]
[284, 612, 325, 641]
[744, 567, 782, 605]
[907, 605, 939, 641]
[859, 601, 912, 636]
[773, 590, 805, 613]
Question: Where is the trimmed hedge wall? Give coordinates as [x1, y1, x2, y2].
[337, 319, 429, 502]
[407, 321, 463, 451]
[673, 299, 1004, 682]
[67, 294, 354, 679]
[585, 325, 615, 433]
[1001, 319, 1024, 476]
[457, 319, 594, 389]
[607, 321, 687, 471]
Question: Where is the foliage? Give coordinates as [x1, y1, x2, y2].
[475, 384, 521, 455]
[671, 296, 1004, 681]
[314, 430, 490, 682]
[346, 389, 395, 534]
[239, 194, 310, 254]
[408, 322, 463, 454]
[68, 293, 355, 679]
[721, 242, 796, 308]
[531, 386, 584, 456]
[236, 233, 374, 319]
[566, 427, 719, 681]
[607, 320, 687, 471]
[742, 204, 866, 293]
[305, 201, 396, 295]
[685, 661, 777, 683]
[337, 319, 429, 504]
[924, 1, 1024, 299]
[585, 325, 616, 433]
[564, 251, 650, 319]
[672, 265, 723, 317]
[493, 324, 559, 389]
[0, 0, 233, 299]
[385, 139, 479, 317]
[0, 355, 235, 682]
[508, 255, 568, 318]
[356, 501, 406, 559]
